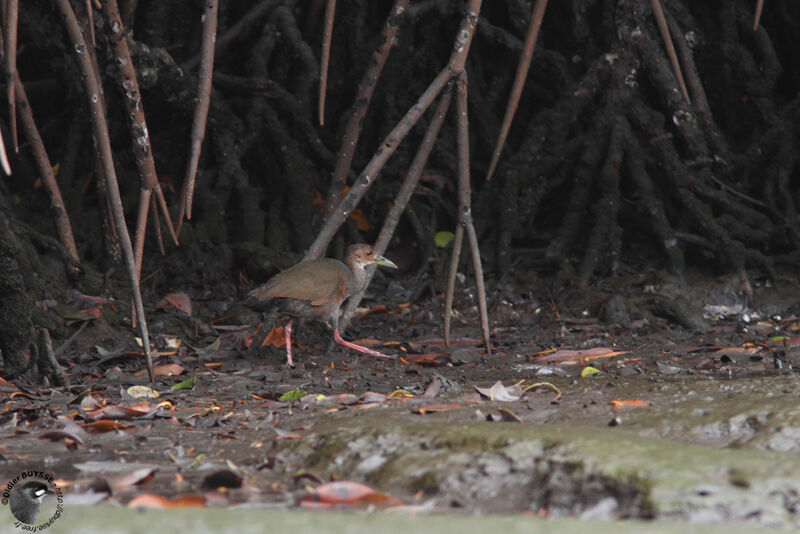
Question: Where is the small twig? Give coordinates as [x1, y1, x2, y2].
[323, 0, 408, 221]
[133, 188, 151, 278]
[103, 0, 178, 280]
[443, 221, 464, 347]
[665, 11, 711, 122]
[753, 0, 765, 31]
[318, 0, 336, 125]
[119, 0, 138, 28]
[84, 0, 96, 45]
[485, 0, 548, 181]
[449, 72, 490, 354]
[150, 193, 165, 256]
[340, 85, 453, 331]
[650, 0, 690, 105]
[54, 321, 89, 357]
[14, 74, 81, 269]
[175, 0, 218, 231]
[305, 0, 482, 260]
[0, 125, 10, 175]
[56, 0, 155, 382]
[181, 0, 282, 72]
[38, 328, 68, 386]
[4, 0, 18, 152]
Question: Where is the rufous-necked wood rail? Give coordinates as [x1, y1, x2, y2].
[245, 244, 398, 366]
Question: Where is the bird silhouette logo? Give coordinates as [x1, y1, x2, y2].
[9, 480, 53, 525]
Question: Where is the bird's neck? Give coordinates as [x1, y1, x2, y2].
[347, 260, 369, 291]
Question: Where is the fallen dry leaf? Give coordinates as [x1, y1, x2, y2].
[475, 381, 523, 402]
[128, 494, 206, 508]
[301, 481, 402, 508]
[530, 347, 627, 365]
[609, 399, 651, 411]
[156, 292, 192, 316]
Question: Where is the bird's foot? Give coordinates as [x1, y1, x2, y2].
[333, 329, 396, 360]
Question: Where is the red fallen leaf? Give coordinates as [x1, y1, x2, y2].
[609, 399, 650, 411]
[350, 337, 382, 347]
[301, 481, 402, 507]
[311, 186, 370, 230]
[128, 494, 206, 508]
[157, 292, 192, 316]
[39, 428, 87, 445]
[76, 306, 102, 319]
[243, 323, 263, 348]
[85, 401, 169, 421]
[262, 325, 287, 348]
[412, 403, 461, 414]
[275, 433, 303, 440]
[109, 468, 158, 490]
[79, 394, 102, 410]
[712, 346, 763, 356]
[10, 391, 44, 400]
[400, 353, 450, 366]
[350, 207, 371, 231]
[360, 391, 389, 403]
[530, 347, 626, 365]
[356, 305, 392, 319]
[81, 420, 134, 433]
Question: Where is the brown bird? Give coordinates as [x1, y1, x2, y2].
[245, 244, 398, 366]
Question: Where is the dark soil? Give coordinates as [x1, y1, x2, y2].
[2, 250, 799, 520]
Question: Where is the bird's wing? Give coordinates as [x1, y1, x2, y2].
[248, 259, 351, 307]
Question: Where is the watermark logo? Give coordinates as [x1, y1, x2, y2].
[2, 471, 63, 531]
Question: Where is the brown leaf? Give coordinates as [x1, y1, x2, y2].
[156, 292, 192, 316]
[128, 494, 206, 508]
[609, 399, 650, 412]
[109, 468, 158, 491]
[85, 402, 169, 421]
[301, 481, 402, 508]
[400, 353, 450, 366]
[411, 403, 461, 414]
[81, 420, 134, 433]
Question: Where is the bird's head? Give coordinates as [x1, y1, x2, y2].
[20, 481, 52, 503]
[347, 244, 398, 270]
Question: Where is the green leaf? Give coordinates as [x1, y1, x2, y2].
[171, 376, 197, 390]
[434, 231, 455, 248]
[581, 366, 602, 377]
[279, 389, 308, 402]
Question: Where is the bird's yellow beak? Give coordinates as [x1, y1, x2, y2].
[373, 254, 398, 269]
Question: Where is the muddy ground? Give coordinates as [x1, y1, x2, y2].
[2, 249, 800, 530]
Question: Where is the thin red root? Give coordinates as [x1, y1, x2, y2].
[284, 320, 294, 367]
[333, 329, 395, 360]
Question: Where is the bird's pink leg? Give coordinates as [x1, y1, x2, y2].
[284, 320, 295, 367]
[333, 329, 395, 360]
